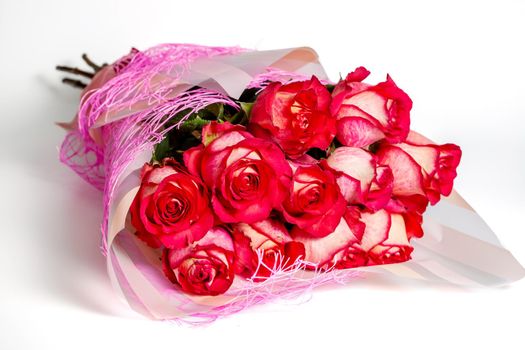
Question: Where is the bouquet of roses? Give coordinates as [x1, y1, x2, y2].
[58, 44, 524, 322]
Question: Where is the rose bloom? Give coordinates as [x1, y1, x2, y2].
[360, 209, 414, 265]
[331, 66, 413, 148]
[323, 146, 393, 211]
[130, 158, 214, 249]
[162, 228, 235, 296]
[376, 131, 462, 212]
[292, 207, 367, 270]
[294, 207, 417, 269]
[184, 122, 292, 224]
[231, 218, 305, 280]
[249, 76, 336, 158]
[282, 162, 346, 237]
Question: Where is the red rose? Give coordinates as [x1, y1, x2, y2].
[249, 76, 336, 158]
[184, 122, 292, 223]
[231, 219, 305, 280]
[331, 67, 413, 147]
[282, 163, 346, 237]
[130, 158, 214, 249]
[292, 207, 367, 270]
[376, 131, 462, 212]
[162, 228, 235, 296]
[359, 210, 414, 265]
[295, 207, 419, 269]
[323, 146, 393, 211]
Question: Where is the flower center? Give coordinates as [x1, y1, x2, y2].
[157, 193, 189, 223]
[304, 187, 321, 204]
[290, 89, 317, 133]
[297, 183, 323, 210]
[188, 260, 213, 284]
[232, 164, 260, 199]
[166, 198, 182, 215]
[292, 113, 310, 130]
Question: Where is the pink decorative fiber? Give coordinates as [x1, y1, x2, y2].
[61, 44, 244, 252]
[58, 44, 518, 324]
[59, 44, 355, 322]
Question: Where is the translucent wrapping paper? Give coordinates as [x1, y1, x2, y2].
[59, 44, 525, 322]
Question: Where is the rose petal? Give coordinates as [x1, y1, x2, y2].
[376, 144, 426, 197]
[345, 66, 371, 83]
[359, 210, 391, 251]
[336, 116, 385, 148]
[183, 144, 204, 177]
[368, 214, 413, 265]
[293, 214, 361, 269]
[326, 147, 376, 195]
[202, 121, 246, 146]
[366, 165, 393, 211]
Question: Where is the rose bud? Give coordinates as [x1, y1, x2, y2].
[231, 219, 305, 281]
[130, 158, 214, 249]
[376, 131, 462, 212]
[162, 228, 235, 296]
[323, 146, 393, 211]
[248, 76, 336, 159]
[184, 122, 292, 224]
[359, 210, 414, 265]
[282, 163, 346, 238]
[292, 207, 368, 270]
[331, 66, 413, 148]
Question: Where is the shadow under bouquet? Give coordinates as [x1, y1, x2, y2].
[58, 44, 524, 322]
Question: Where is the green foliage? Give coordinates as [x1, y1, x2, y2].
[150, 92, 256, 163]
[152, 136, 171, 163]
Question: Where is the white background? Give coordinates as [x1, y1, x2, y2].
[1, 0, 524, 348]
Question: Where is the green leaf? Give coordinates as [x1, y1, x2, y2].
[180, 116, 210, 133]
[204, 103, 224, 119]
[152, 137, 171, 162]
[240, 102, 253, 117]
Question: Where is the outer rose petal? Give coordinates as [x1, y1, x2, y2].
[358, 210, 414, 265]
[398, 137, 461, 203]
[231, 229, 259, 277]
[336, 116, 385, 148]
[202, 121, 246, 146]
[324, 148, 393, 210]
[405, 130, 434, 145]
[359, 210, 391, 251]
[403, 211, 424, 239]
[325, 147, 376, 196]
[369, 76, 412, 143]
[183, 144, 204, 177]
[283, 241, 306, 265]
[232, 219, 303, 280]
[366, 165, 394, 211]
[367, 214, 413, 265]
[376, 144, 428, 212]
[292, 208, 367, 269]
[345, 66, 371, 83]
[332, 173, 361, 203]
